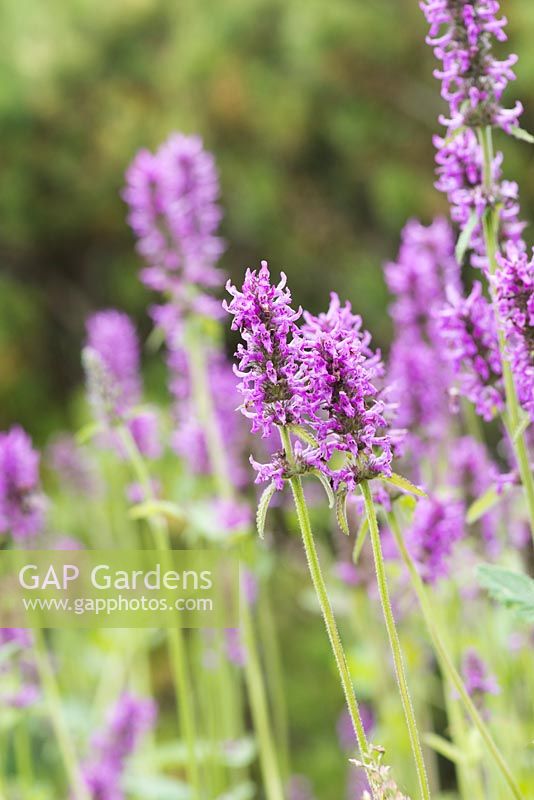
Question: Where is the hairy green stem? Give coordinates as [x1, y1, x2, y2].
[32, 629, 91, 800]
[279, 428, 371, 761]
[478, 126, 534, 539]
[118, 426, 201, 798]
[361, 481, 431, 800]
[387, 507, 524, 800]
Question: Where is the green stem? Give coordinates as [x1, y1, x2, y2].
[32, 629, 91, 800]
[478, 126, 534, 539]
[117, 426, 201, 798]
[361, 481, 431, 800]
[387, 507, 524, 800]
[279, 428, 370, 760]
[241, 598, 285, 800]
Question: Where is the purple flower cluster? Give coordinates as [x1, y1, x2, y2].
[84, 310, 161, 458]
[225, 261, 306, 437]
[450, 436, 499, 553]
[0, 426, 46, 539]
[437, 281, 503, 419]
[385, 218, 458, 446]
[301, 294, 397, 489]
[421, 0, 522, 132]
[434, 128, 525, 271]
[81, 693, 156, 800]
[123, 133, 224, 293]
[495, 244, 534, 420]
[226, 264, 400, 491]
[407, 495, 465, 584]
[461, 648, 499, 716]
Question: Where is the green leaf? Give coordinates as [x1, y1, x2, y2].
[286, 424, 319, 449]
[477, 564, 534, 621]
[256, 481, 277, 539]
[335, 491, 350, 536]
[382, 472, 427, 498]
[455, 210, 479, 264]
[124, 774, 190, 800]
[352, 517, 369, 564]
[513, 412, 530, 443]
[509, 126, 534, 144]
[466, 486, 501, 525]
[311, 469, 334, 508]
[75, 421, 103, 445]
[129, 500, 185, 522]
[423, 733, 474, 766]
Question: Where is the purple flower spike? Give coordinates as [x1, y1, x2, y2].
[461, 648, 499, 717]
[225, 261, 306, 437]
[301, 293, 398, 490]
[407, 495, 465, 584]
[495, 244, 534, 420]
[81, 693, 156, 799]
[123, 133, 224, 288]
[437, 282, 504, 420]
[0, 426, 46, 539]
[85, 310, 142, 420]
[421, 0, 522, 133]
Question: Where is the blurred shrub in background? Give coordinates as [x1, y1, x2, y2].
[1, 0, 533, 435]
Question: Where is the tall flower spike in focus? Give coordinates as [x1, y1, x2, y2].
[421, 0, 522, 132]
[225, 261, 306, 438]
[495, 244, 534, 421]
[0, 426, 46, 539]
[301, 293, 400, 491]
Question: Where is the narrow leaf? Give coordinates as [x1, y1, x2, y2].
[423, 733, 473, 765]
[129, 500, 185, 522]
[455, 210, 479, 264]
[382, 472, 427, 498]
[75, 421, 103, 445]
[286, 424, 319, 449]
[256, 481, 277, 539]
[513, 413, 530, 443]
[335, 491, 350, 536]
[509, 126, 534, 144]
[477, 564, 534, 621]
[466, 486, 500, 525]
[311, 470, 334, 508]
[352, 517, 369, 564]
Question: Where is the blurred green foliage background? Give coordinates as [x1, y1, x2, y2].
[1, 0, 534, 437]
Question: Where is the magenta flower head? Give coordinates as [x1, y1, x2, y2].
[461, 648, 499, 716]
[224, 260, 306, 437]
[407, 495, 465, 584]
[84, 310, 142, 420]
[437, 281, 503, 419]
[495, 244, 534, 421]
[123, 133, 224, 291]
[301, 293, 399, 490]
[81, 693, 156, 799]
[0, 426, 46, 539]
[421, 0, 522, 133]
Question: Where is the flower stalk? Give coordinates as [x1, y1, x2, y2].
[361, 480, 431, 800]
[387, 506, 524, 800]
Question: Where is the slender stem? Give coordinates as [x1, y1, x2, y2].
[361, 481, 431, 800]
[387, 507, 524, 800]
[279, 428, 371, 760]
[117, 426, 201, 798]
[241, 598, 285, 800]
[32, 629, 91, 800]
[478, 126, 534, 539]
